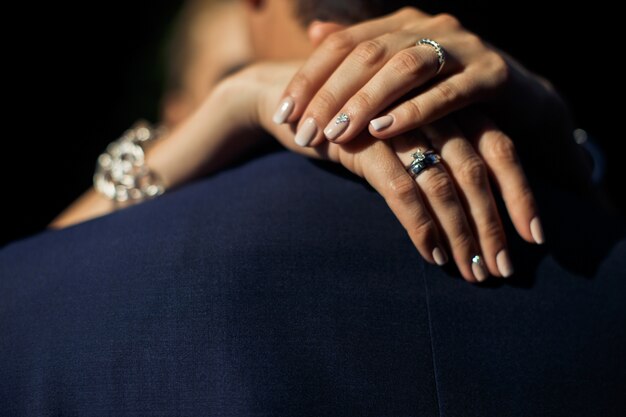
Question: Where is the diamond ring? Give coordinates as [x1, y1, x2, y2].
[416, 38, 446, 74]
[407, 149, 442, 179]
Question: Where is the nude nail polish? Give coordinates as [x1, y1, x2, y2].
[370, 115, 394, 132]
[324, 113, 350, 141]
[432, 247, 448, 266]
[530, 217, 545, 245]
[295, 118, 318, 147]
[496, 249, 514, 278]
[272, 97, 295, 124]
[471, 255, 488, 282]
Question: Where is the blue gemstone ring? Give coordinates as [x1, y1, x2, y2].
[408, 149, 441, 179]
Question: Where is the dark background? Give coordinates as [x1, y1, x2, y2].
[2, 1, 623, 246]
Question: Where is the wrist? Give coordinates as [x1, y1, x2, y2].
[212, 69, 263, 131]
[145, 76, 266, 189]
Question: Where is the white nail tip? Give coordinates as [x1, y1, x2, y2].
[471, 255, 488, 282]
[432, 247, 447, 266]
[295, 118, 317, 147]
[272, 97, 295, 125]
[496, 250, 514, 278]
[370, 115, 394, 132]
[530, 217, 545, 245]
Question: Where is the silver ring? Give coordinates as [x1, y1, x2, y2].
[407, 149, 441, 179]
[416, 38, 446, 74]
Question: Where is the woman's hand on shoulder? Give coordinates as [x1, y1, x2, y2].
[219, 61, 540, 282]
[273, 6, 564, 146]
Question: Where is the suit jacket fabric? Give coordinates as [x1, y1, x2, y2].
[1, 151, 625, 416]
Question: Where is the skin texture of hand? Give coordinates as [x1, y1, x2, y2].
[227, 62, 535, 281]
[54, 36, 565, 283]
[270, 7, 602, 261]
[275, 7, 559, 145]
[52, 7, 589, 280]
[53, 57, 540, 282]
[268, 7, 573, 278]
[275, 5, 592, 197]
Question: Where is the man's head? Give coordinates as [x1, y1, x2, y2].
[162, 0, 252, 127]
[243, 0, 428, 60]
[162, 0, 436, 127]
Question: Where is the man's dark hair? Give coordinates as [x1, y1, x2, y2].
[294, 0, 442, 25]
[293, 1, 487, 55]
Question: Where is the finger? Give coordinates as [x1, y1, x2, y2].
[320, 41, 446, 145]
[393, 135, 487, 283]
[272, 7, 430, 126]
[296, 30, 437, 148]
[368, 70, 482, 139]
[457, 110, 543, 245]
[307, 21, 346, 47]
[422, 121, 512, 278]
[348, 137, 449, 267]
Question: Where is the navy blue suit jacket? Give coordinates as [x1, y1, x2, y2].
[1, 151, 625, 416]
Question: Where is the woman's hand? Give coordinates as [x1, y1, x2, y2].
[56, 59, 525, 282]
[265, 7, 552, 271]
[229, 62, 529, 281]
[273, 7, 558, 146]
[273, 6, 592, 196]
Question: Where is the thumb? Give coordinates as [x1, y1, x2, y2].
[307, 20, 347, 47]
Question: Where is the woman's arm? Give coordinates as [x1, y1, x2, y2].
[51, 61, 488, 281]
[51, 36, 567, 283]
[50, 81, 268, 229]
[266, 7, 599, 276]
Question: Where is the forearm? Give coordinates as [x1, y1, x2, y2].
[51, 84, 258, 229]
[147, 85, 258, 188]
[49, 189, 113, 229]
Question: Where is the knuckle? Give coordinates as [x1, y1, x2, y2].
[481, 220, 504, 242]
[434, 82, 459, 105]
[451, 228, 475, 251]
[509, 184, 535, 209]
[489, 54, 510, 86]
[324, 31, 355, 53]
[390, 50, 424, 76]
[313, 88, 339, 111]
[423, 171, 456, 201]
[400, 99, 424, 124]
[432, 13, 462, 29]
[350, 90, 376, 111]
[288, 72, 312, 96]
[387, 174, 417, 204]
[487, 133, 518, 163]
[410, 218, 437, 246]
[457, 158, 488, 187]
[464, 33, 484, 50]
[398, 6, 420, 18]
[353, 39, 387, 66]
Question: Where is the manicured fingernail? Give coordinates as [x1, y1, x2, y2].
[272, 97, 295, 124]
[324, 113, 350, 141]
[530, 217, 545, 245]
[370, 115, 394, 132]
[471, 255, 488, 282]
[496, 249, 514, 278]
[432, 247, 448, 266]
[295, 117, 318, 147]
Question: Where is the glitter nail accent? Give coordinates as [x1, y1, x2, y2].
[336, 113, 349, 124]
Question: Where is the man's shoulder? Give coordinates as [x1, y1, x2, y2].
[0, 150, 409, 280]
